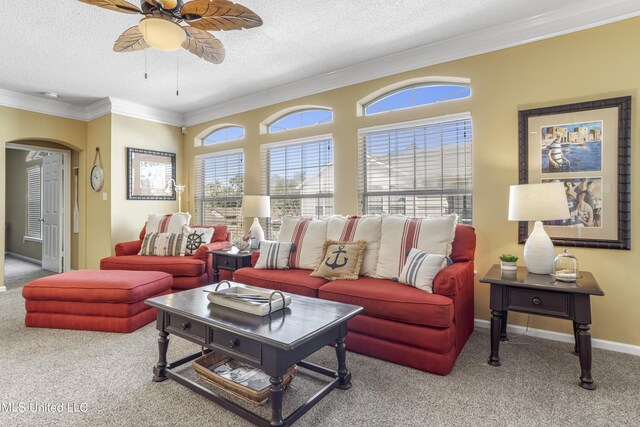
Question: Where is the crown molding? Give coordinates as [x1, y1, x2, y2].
[108, 98, 184, 127]
[0, 88, 86, 121]
[0, 89, 182, 126]
[85, 98, 112, 121]
[183, 0, 640, 126]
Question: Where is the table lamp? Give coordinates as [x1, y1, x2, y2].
[241, 195, 271, 249]
[508, 182, 570, 274]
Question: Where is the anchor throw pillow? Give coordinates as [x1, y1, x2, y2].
[311, 240, 367, 281]
[397, 248, 451, 293]
[182, 226, 215, 256]
[254, 241, 295, 270]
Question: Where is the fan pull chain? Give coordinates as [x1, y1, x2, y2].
[176, 52, 180, 96]
[143, 22, 148, 79]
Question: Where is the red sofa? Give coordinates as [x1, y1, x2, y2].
[234, 224, 476, 375]
[100, 225, 233, 291]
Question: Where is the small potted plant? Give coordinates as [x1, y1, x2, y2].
[499, 254, 518, 271]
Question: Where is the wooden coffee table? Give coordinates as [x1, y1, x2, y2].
[145, 282, 363, 426]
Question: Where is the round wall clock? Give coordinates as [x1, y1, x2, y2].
[90, 164, 104, 191]
[90, 147, 105, 192]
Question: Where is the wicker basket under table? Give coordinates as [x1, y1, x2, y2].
[193, 352, 297, 405]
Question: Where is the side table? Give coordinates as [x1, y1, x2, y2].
[209, 250, 253, 283]
[479, 264, 604, 390]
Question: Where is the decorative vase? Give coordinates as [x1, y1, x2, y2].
[523, 221, 555, 274]
[500, 261, 517, 271]
[249, 217, 265, 250]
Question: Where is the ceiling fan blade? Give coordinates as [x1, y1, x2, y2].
[182, 26, 226, 64]
[145, 0, 179, 10]
[78, 0, 141, 14]
[113, 26, 148, 52]
[180, 0, 262, 31]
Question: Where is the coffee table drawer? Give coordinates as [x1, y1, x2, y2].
[508, 288, 570, 318]
[210, 329, 262, 363]
[166, 313, 206, 344]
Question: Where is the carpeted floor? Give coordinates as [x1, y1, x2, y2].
[3, 255, 54, 291]
[1, 281, 639, 426]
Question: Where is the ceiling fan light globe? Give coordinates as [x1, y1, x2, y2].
[138, 18, 186, 51]
[160, 0, 178, 9]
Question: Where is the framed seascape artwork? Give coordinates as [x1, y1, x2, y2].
[127, 148, 176, 200]
[518, 97, 631, 249]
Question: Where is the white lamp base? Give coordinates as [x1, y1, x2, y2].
[524, 221, 556, 274]
[249, 217, 265, 250]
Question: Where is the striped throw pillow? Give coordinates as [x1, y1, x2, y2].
[139, 232, 185, 256]
[254, 241, 295, 270]
[397, 248, 451, 293]
[277, 216, 328, 269]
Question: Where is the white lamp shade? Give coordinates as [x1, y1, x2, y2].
[241, 196, 271, 218]
[508, 182, 570, 221]
[138, 17, 186, 51]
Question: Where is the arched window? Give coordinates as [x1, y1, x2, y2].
[268, 108, 333, 133]
[364, 84, 470, 115]
[203, 126, 245, 145]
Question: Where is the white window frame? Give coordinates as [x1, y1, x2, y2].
[193, 149, 244, 238]
[267, 108, 333, 134]
[261, 134, 334, 238]
[363, 83, 471, 116]
[358, 113, 472, 223]
[203, 126, 245, 145]
[24, 164, 42, 242]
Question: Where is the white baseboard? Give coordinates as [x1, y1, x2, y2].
[474, 318, 640, 357]
[5, 252, 42, 266]
[0, 286, 6, 292]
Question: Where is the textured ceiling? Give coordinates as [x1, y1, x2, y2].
[0, 0, 589, 114]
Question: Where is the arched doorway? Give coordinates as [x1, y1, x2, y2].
[3, 139, 78, 291]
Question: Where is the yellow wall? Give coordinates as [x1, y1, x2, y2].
[110, 114, 183, 246]
[185, 17, 640, 346]
[85, 115, 111, 269]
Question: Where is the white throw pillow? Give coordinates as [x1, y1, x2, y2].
[146, 212, 191, 235]
[326, 216, 381, 277]
[375, 214, 458, 279]
[398, 248, 449, 293]
[255, 241, 295, 270]
[277, 216, 328, 270]
[182, 225, 215, 255]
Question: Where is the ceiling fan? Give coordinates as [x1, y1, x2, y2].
[78, 0, 263, 64]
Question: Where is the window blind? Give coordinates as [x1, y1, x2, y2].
[358, 114, 472, 223]
[260, 135, 334, 239]
[26, 165, 42, 240]
[193, 149, 244, 239]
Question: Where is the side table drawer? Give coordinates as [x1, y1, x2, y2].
[166, 314, 206, 344]
[217, 256, 235, 269]
[508, 288, 570, 318]
[210, 329, 262, 364]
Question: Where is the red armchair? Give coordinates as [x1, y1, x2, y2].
[100, 225, 233, 291]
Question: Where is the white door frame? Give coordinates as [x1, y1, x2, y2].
[6, 143, 71, 273]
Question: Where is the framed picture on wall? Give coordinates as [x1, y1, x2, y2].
[518, 96, 631, 249]
[127, 148, 176, 200]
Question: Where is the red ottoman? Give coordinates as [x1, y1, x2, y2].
[22, 270, 172, 333]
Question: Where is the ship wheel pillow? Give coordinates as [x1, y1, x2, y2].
[311, 240, 367, 281]
[182, 226, 216, 256]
